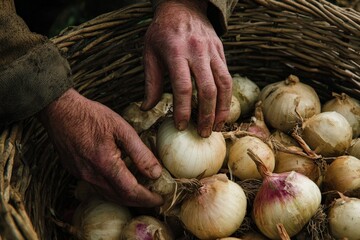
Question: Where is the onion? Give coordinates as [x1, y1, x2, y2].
[156, 118, 226, 178]
[322, 92, 360, 138]
[226, 95, 241, 124]
[248, 149, 322, 239]
[348, 138, 360, 159]
[301, 111, 353, 157]
[270, 130, 299, 148]
[273, 146, 323, 186]
[72, 197, 132, 240]
[232, 74, 260, 117]
[179, 174, 247, 239]
[122, 93, 173, 133]
[323, 155, 360, 193]
[259, 75, 321, 133]
[121, 215, 174, 240]
[228, 135, 275, 180]
[328, 193, 360, 239]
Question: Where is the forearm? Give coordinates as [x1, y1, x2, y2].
[151, 0, 238, 35]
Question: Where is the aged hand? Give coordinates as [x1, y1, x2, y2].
[38, 88, 163, 207]
[142, 0, 232, 138]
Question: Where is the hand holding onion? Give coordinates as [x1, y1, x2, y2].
[142, 0, 233, 137]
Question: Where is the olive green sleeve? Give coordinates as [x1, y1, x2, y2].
[0, 0, 73, 125]
[151, 0, 238, 36]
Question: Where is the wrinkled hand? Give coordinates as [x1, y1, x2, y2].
[38, 89, 163, 207]
[142, 0, 232, 138]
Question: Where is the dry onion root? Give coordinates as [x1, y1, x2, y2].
[259, 75, 321, 133]
[247, 149, 322, 239]
[179, 174, 247, 239]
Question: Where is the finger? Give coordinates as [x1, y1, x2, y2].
[96, 151, 163, 207]
[211, 55, 232, 132]
[117, 118, 162, 180]
[141, 47, 164, 110]
[167, 56, 192, 131]
[191, 57, 216, 138]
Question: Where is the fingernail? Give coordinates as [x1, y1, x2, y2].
[151, 165, 162, 179]
[177, 120, 188, 131]
[200, 127, 212, 138]
[214, 121, 225, 132]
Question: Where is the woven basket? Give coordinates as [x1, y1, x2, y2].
[1, 0, 359, 239]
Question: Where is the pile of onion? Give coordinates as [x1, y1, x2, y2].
[248, 149, 322, 239]
[156, 118, 226, 178]
[259, 75, 321, 133]
[179, 174, 247, 239]
[348, 138, 360, 159]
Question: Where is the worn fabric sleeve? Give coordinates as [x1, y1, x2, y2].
[151, 0, 238, 35]
[0, 0, 73, 125]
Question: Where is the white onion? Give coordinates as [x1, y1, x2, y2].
[72, 197, 132, 240]
[248, 150, 322, 239]
[232, 74, 260, 117]
[259, 75, 321, 133]
[301, 111, 353, 157]
[328, 194, 360, 240]
[228, 136, 275, 180]
[323, 155, 360, 193]
[121, 215, 174, 240]
[156, 118, 226, 178]
[180, 174, 247, 239]
[322, 92, 360, 138]
[348, 138, 360, 159]
[226, 95, 241, 124]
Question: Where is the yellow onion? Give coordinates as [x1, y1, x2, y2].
[323, 155, 360, 193]
[232, 74, 260, 117]
[121, 215, 174, 240]
[248, 150, 322, 239]
[301, 111, 353, 157]
[122, 93, 173, 133]
[259, 75, 321, 133]
[72, 197, 132, 240]
[274, 146, 322, 186]
[348, 138, 360, 159]
[226, 95, 241, 124]
[180, 174, 247, 239]
[328, 193, 360, 240]
[322, 92, 360, 138]
[228, 136, 275, 180]
[156, 118, 226, 178]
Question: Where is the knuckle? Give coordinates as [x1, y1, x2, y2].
[198, 84, 217, 100]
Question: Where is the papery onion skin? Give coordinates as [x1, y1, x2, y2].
[72, 197, 132, 240]
[121, 215, 174, 240]
[322, 93, 360, 138]
[348, 138, 360, 159]
[252, 171, 322, 239]
[259, 75, 321, 133]
[323, 155, 360, 193]
[226, 95, 241, 124]
[301, 111, 353, 157]
[180, 174, 247, 239]
[232, 74, 260, 117]
[157, 118, 226, 178]
[228, 136, 275, 180]
[328, 196, 360, 240]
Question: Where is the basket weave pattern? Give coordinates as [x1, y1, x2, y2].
[1, 0, 359, 239]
